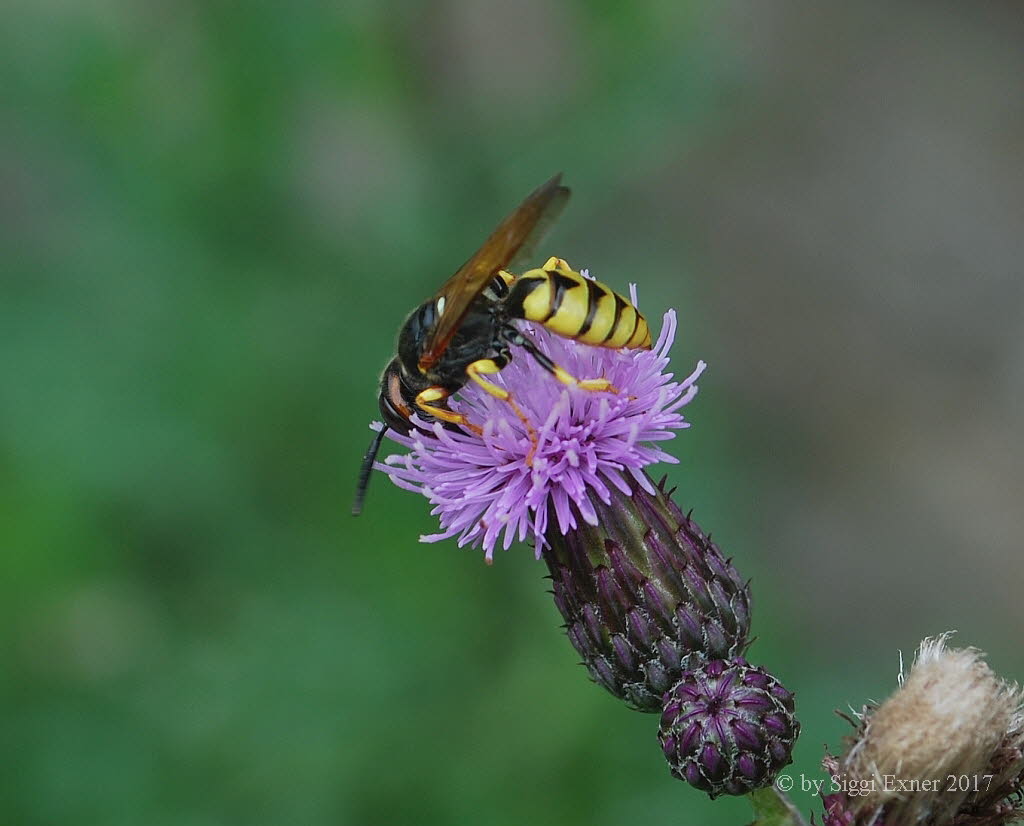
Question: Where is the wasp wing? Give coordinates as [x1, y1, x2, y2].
[418, 174, 570, 373]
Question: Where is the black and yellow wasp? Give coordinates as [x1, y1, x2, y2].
[352, 174, 651, 514]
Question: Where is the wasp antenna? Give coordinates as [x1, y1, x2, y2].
[352, 426, 389, 516]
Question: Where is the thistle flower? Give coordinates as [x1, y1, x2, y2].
[376, 273, 752, 709]
[377, 275, 704, 562]
[659, 658, 800, 798]
[823, 636, 1024, 826]
[372, 264, 800, 807]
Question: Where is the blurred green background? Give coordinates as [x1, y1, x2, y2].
[2, 1, 1022, 824]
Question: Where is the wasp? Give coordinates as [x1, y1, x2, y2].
[352, 174, 651, 515]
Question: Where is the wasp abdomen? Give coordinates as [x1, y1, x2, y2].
[507, 257, 651, 350]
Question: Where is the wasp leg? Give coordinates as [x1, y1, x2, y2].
[414, 386, 483, 435]
[464, 358, 511, 400]
[502, 328, 618, 394]
[465, 358, 539, 463]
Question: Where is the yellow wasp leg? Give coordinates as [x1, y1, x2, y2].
[415, 386, 483, 435]
[465, 358, 510, 400]
[501, 326, 619, 395]
[465, 359, 539, 464]
[551, 364, 618, 394]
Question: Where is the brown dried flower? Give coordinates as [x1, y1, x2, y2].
[823, 636, 1024, 826]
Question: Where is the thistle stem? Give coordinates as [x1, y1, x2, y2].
[747, 786, 809, 826]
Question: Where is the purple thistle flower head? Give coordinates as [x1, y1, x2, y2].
[373, 270, 705, 562]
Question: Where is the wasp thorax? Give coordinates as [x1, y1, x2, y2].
[396, 300, 440, 376]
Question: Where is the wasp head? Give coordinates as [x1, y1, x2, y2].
[377, 358, 416, 436]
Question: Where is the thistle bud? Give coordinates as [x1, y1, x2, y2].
[659, 658, 799, 798]
[543, 477, 751, 712]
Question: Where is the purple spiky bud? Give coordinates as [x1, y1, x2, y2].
[659, 658, 799, 799]
[543, 478, 752, 711]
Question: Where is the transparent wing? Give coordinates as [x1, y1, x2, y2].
[418, 174, 570, 372]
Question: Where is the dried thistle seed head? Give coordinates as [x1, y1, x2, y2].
[834, 636, 1024, 826]
[659, 658, 800, 799]
[543, 477, 751, 712]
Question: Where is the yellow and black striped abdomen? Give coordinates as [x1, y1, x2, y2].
[505, 257, 651, 350]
